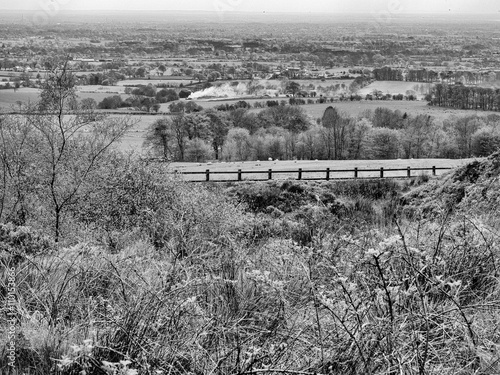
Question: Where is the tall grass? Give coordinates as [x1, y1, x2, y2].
[1, 174, 499, 374]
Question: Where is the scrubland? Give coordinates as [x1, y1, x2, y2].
[1, 151, 500, 374]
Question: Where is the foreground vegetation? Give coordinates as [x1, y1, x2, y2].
[1, 155, 500, 374]
[1, 62, 500, 375]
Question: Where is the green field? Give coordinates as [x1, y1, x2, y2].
[169, 158, 477, 181]
[357, 81, 428, 98]
[0, 88, 41, 108]
[0, 88, 130, 109]
[297, 100, 499, 120]
[78, 92, 129, 103]
[115, 115, 160, 152]
[116, 79, 195, 86]
[280, 78, 354, 88]
[77, 85, 126, 94]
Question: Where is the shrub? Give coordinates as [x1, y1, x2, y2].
[98, 95, 123, 109]
[156, 88, 179, 103]
[229, 181, 312, 213]
[179, 89, 192, 98]
[0, 223, 52, 266]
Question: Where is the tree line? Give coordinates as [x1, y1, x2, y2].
[145, 104, 500, 162]
[429, 83, 500, 111]
[373, 67, 500, 84]
[97, 85, 184, 112]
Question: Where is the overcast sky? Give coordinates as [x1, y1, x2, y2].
[0, 0, 498, 13]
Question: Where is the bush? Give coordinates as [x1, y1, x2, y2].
[179, 89, 192, 98]
[185, 138, 213, 162]
[229, 181, 311, 213]
[98, 95, 123, 109]
[156, 88, 179, 103]
[471, 126, 500, 157]
[0, 223, 52, 266]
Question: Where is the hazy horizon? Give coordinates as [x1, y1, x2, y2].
[0, 0, 499, 14]
[1, 9, 498, 15]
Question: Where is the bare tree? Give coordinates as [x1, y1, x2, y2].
[321, 106, 348, 159]
[3, 58, 134, 241]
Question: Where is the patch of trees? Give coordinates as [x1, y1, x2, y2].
[155, 88, 179, 103]
[349, 75, 373, 92]
[429, 83, 500, 111]
[372, 67, 440, 83]
[372, 67, 404, 81]
[145, 105, 310, 161]
[105, 84, 177, 112]
[256, 105, 310, 133]
[168, 101, 204, 114]
[372, 68, 500, 84]
[85, 71, 126, 86]
[144, 110, 230, 162]
[179, 89, 193, 99]
[98, 95, 129, 110]
[0, 82, 12, 90]
[406, 69, 440, 83]
[98, 93, 161, 112]
[289, 98, 307, 105]
[128, 84, 157, 97]
[214, 101, 250, 112]
[146, 105, 500, 161]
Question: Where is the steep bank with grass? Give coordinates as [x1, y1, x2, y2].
[401, 152, 500, 221]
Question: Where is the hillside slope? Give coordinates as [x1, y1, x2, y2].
[402, 152, 500, 218]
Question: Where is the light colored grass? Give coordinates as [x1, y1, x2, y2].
[357, 81, 426, 97]
[299, 100, 499, 120]
[0, 88, 128, 109]
[188, 97, 280, 109]
[0, 88, 41, 108]
[116, 79, 195, 86]
[112, 115, 160, 153]
[78, 92, 128, 102]
[170, 158, 477, 181]
[278, 78, 354, 88]
[76, 85, 126, 94]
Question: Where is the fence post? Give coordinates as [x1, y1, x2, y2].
[326, 168, 330, 181]
[354, 167, 358, 179]
[206, 169, 210, 182]
[268, 169, 272, 180]
[407, 166, 411, 178]
[432, 166, 436, 176]
[298, 168, 302, 180]
[380, 167, 384, 178]
[238, 169, 242, 181]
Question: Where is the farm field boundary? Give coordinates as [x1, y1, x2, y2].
[171, 165, 453, 182]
